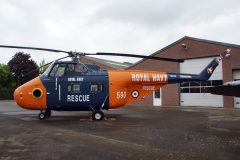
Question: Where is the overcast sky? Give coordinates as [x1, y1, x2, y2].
[0, 0, 240, 65]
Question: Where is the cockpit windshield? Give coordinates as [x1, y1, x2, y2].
[50, 64, 66, 77]
[42, 63, 54, 77]
[43, 62, 89, 77]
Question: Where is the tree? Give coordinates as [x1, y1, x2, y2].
[0, 64, 16, 99]
[8, 52, 39, 86]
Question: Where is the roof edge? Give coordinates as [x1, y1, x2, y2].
[128, 36, 187, 69]
[128, 36, 240, 69]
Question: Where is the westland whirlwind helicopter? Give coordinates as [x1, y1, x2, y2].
[0, 45, 231, 120]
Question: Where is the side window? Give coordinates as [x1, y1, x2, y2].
[73, 84, 80, 92]
[68, 83, 81, 93]
[50, 64, 66, 77]
[91, 85, 98, 92]
[65, 63, 88, 75]
[75, 64, 88, 74]
[90, 84, 103, 93]
[65, 64, 75, 76]
[67, 64, 75, 72]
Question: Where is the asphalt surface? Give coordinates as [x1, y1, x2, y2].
[0, 101, 240, 160]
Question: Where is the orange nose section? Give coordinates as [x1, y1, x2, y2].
[14, 77, 46, 110]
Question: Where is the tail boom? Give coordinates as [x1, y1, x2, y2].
[168, 49, 231, 83]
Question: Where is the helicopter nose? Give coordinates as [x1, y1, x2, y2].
[14, 87, 23, 104]
[14, 77, 47, 110]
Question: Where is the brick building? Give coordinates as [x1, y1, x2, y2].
[128, 36, 240, 108]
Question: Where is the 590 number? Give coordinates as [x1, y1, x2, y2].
[116, 91, 126, 99]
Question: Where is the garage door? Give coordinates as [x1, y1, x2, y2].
[180, 57, 223, 107]
[233, 70, 240, 108]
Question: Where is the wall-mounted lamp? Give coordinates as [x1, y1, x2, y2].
[181, 43, 187, 50]
[224, 49, 231, 59]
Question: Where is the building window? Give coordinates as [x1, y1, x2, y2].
[212, 80, 223, 86]
[190, 81, 200, 86]
[180, 80, 223, 93]
[201, 81, 211, 86]
[180, 82, 189, 87]
[190, 87, 200, 93]
[180, 87, 190, 93]
[154, 89, 161, 98]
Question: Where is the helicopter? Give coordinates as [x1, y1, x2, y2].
[208, 80, 240, 97]
[0, 45, 231, 120]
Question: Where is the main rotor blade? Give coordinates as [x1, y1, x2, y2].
[22, 55, 71, 78]
[0, 45, 72, 55]
[86, 52, 184, 63]
[40, 55, 71, 69]
[0, 45, 184, 62]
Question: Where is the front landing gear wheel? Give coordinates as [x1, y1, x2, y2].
[38, 112, 46, 120]
[92, 110, 104, 121]
[45, 110, 51, 117]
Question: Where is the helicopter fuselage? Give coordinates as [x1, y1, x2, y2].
[13, 56, 221, 112]
[14, 61, 170, 111]
[0, 44, 229, 120]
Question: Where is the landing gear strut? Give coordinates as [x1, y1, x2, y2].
[45, 110, 52, 117]
[90, 95, 108, 121]
[92, 110, 104, 121]
[38, 110, 52, 120]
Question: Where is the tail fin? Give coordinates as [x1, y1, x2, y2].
[198, 49, 231, 80]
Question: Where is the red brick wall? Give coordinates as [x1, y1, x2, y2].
[221, 47, 240, 107]
[128, 37, 240, 107]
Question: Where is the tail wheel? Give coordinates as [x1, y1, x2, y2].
[92, 110, 104, 121]
[38, 112, 46, 120]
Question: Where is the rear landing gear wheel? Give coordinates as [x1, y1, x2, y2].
[92, 110, 104, 121]
[38, 112, 46, 120]
[45, 110, 51, 117]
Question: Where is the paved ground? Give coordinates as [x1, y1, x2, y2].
[0, 101, 240, 160]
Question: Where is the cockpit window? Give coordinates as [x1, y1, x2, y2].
[50, 64, 66, 77]
[67, 64, 75, 72]
[65, 63, 88, 75]
[75, 64, 88, 73]
[42, 63, 54, 77]
[45, 63, 88, 77]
